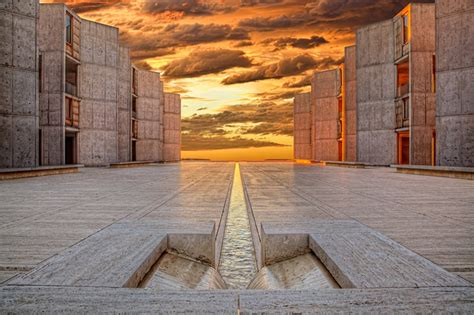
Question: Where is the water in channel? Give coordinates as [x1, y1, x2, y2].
[219, 163, 257, 289]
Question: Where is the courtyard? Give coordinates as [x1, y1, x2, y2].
[0, 162, 473, 312]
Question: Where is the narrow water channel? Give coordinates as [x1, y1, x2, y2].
[219, 163, 257, 289]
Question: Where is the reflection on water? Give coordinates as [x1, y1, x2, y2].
[219, 163, 257, 289]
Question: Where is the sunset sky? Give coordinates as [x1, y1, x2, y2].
[42, 0, 432, 161]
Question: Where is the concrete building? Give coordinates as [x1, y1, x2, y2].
[38, 3, 182, 166]
[39, 4, 130, 166]
[0, 0, 39, 168]
[163, 93, 181, 162]
[435, 0, 474, 167]
[133, 68, 164, 162]
[311, 69, 343, 162]
[356, 3, 436, 166]
[293, 93, 312, 160]
[344, 46, 357, 162]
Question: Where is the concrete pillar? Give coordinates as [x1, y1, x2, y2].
[79, 19, 119, 165]
[0, 0, 39, 168]
[163, 93, 181, 162]
[293, 93, 312, 160]
[135, 69, 162, 162]
[436, 0, 474, 167]
[344, 46, 357, 162]
[117, 46, 131, 162]
[311, 69, 341, 162]
[356, 20, 397, 166]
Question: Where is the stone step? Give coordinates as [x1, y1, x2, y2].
[0, 286, 238, 314]
[239, 287, 474, 314]
[262, 220, 472, 289]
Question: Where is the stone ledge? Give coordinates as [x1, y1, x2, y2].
[1, 286, 473, 313]
[0, 165, 83, 180]
[392, 165, 474, 180]
[240, 287, 474, 314]
[322, 161, 367, 168]
[109, 161, 158, 168]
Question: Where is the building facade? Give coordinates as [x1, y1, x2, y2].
[37, 3, 181, 166]
[0, 0, 39, 168]
[435, 0, 474, 167]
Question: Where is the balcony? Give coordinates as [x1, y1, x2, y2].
[395, 98, 409, 129]
[65, 82, 78, 97]
[65, 96, 80, 128]
[397, 84, 409, 98]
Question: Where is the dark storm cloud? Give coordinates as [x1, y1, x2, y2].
[283, 75, 312, 88]
[263, 36, 328, 50]
[140, 0, 235, 15]
[47, 0, 123, 13]
[238, 0, 435, 31]
[234, 41, 254, 48]
[182, 134, 286, 151]
[221, 55, 341, 85]
[120, 23, 250, 60]
[133, 60, 153, 71]
[162, 49, 253, 78]
[238, 12, 311, 31]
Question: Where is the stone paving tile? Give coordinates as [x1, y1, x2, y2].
[0, 162, 234, 281]
[240, 162, 474, 283]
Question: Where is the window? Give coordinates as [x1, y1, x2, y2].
[402, 13, 409, 44]
[65, 97, 73, 123]
[403, 98, 409, 120]
[66, 13, 73, 45]
[65, 58, 78, 96]
[39, 54, 43, 93]
[432, 54, 436, 93]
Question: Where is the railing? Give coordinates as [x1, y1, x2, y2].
[65, 82, 78, 97]
[65, 97, 80, 128]
[395, 98, 409, 129]
[397, 84, 409, 98]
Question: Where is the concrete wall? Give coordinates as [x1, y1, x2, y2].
[38, 4, 67, 166]
[163, 93, 181, 162]
[356, 20, 397, 165]
[293, 93, 312, 160]
[436, 0, 474, 167]
[79, 20, 119, 165]
[312, 69, 340, 161]
[117, 46, 131, 162]
[409, 4, 436, 165]
[135, 69, 162, 162]
[0, 0, 39, 168]
[344, 46, 357, 162]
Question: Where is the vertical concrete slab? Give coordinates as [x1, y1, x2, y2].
[0, 0, 39, 168]
[312, 69, 340, 161]
[356, 20, 396, 165]
[38, 4, 66, 166]
[163, 93, 181, 162]
[293, 93, 312, 160]
[117, 46, 131, 162]
[409, 4, 436, 165]
[79, 19, 119, 165]
[135, 69, 163, 162]
[344, 46, 357, 162]
[436, 0, 474, 166]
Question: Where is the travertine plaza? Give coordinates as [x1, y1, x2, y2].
[1, 0, 474, 313]
[0, 163, 473, 312]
